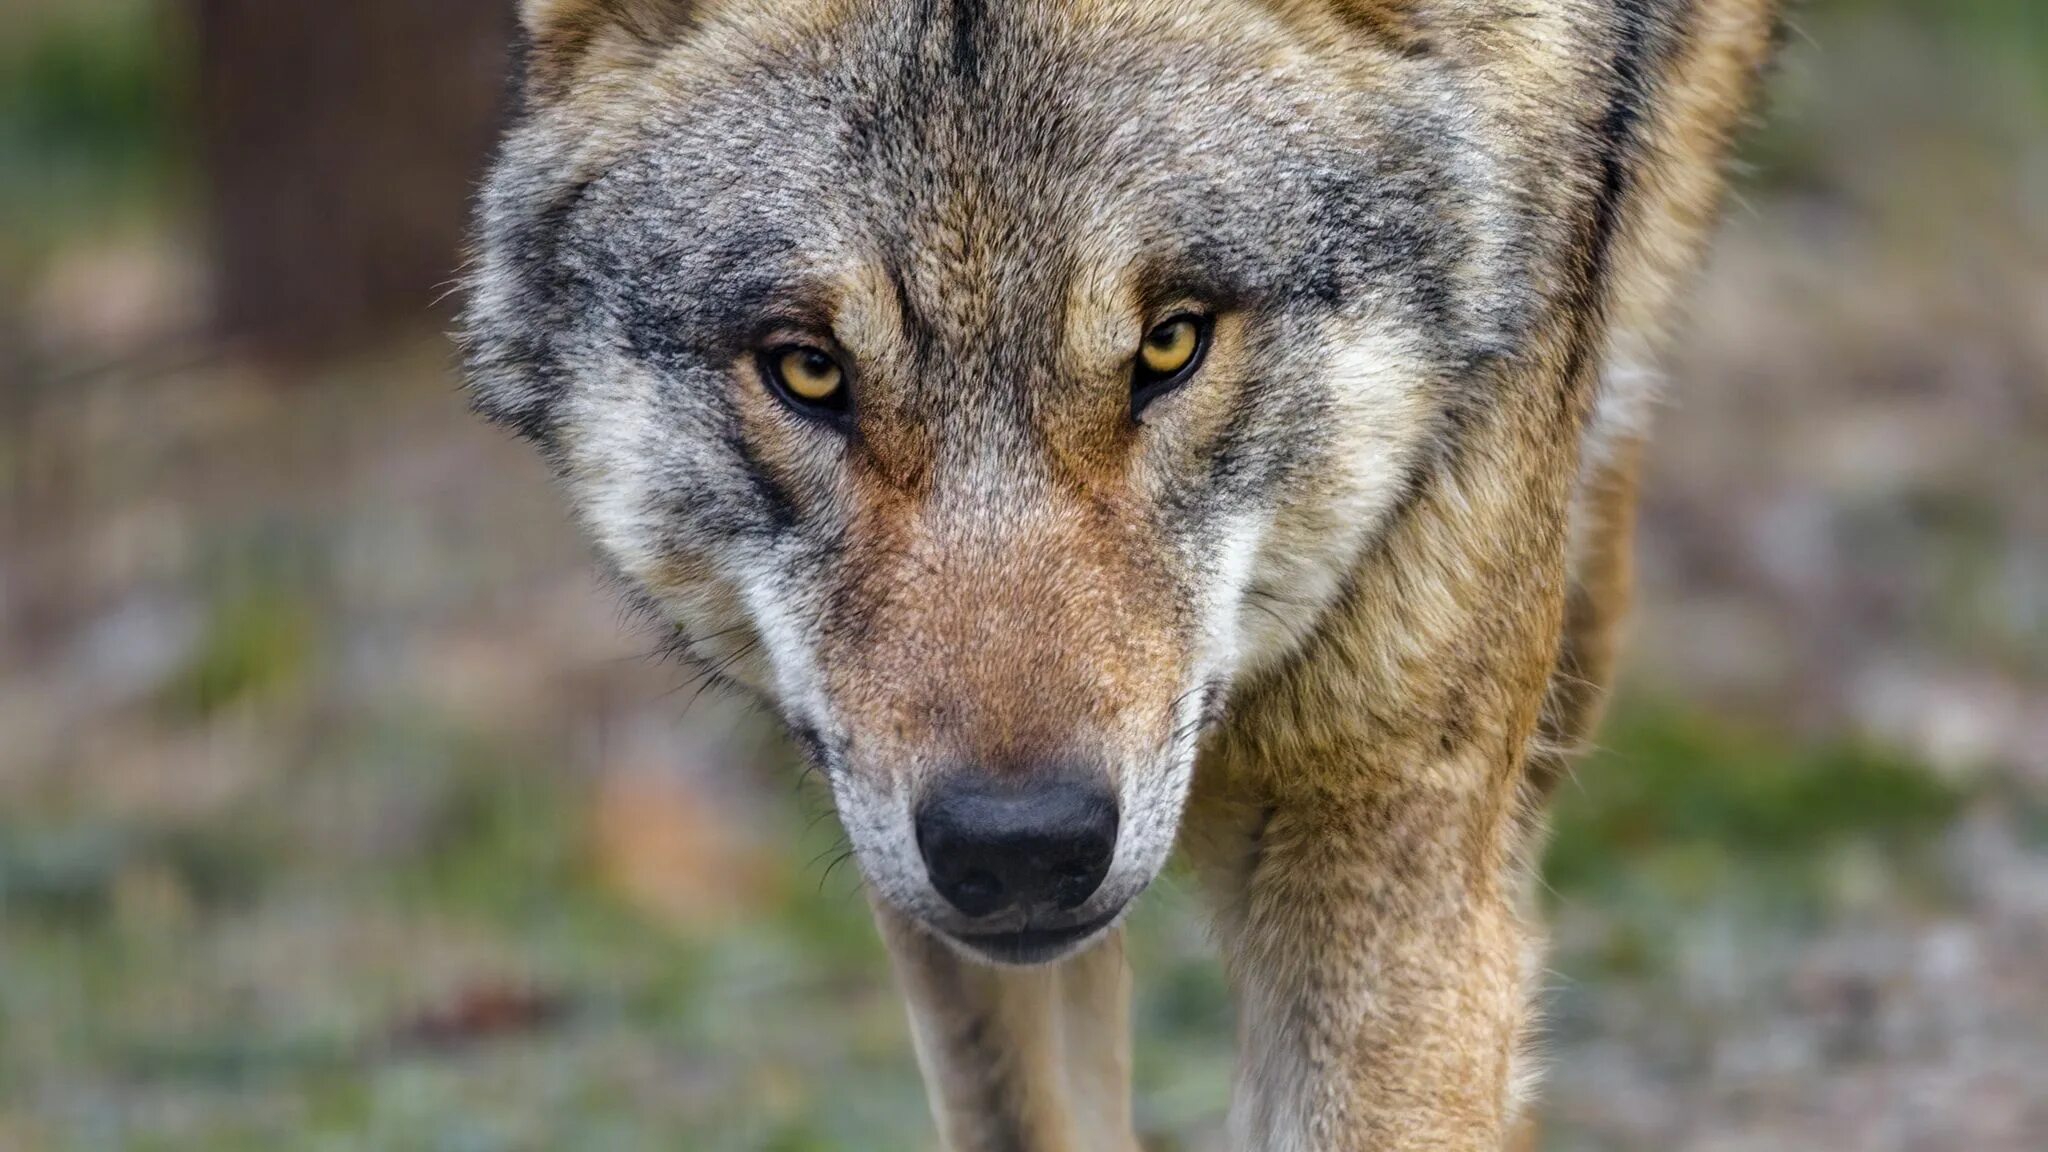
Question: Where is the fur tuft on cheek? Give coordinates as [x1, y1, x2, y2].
[1228, 320, 1447, 677]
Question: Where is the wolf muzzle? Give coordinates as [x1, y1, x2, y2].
[913, 772, 1120, 959]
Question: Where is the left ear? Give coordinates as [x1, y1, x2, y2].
[517, 0, 698, 101]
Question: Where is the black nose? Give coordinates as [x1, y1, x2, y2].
[915, 776, 1119, 919]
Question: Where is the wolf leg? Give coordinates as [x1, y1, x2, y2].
[1525, 433, 1644, 806]
[1186, 785, 1531, 1152]
[877, 907, 1142, 1152]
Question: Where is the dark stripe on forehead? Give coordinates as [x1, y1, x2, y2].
[904, 0, 986, 85]
[951, 0, 985, 81]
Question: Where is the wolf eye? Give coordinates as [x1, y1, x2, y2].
[1132, 314, 1210, 419]
[762, 344, 850, 418]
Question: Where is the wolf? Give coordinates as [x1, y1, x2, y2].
[463, 0, 1780, 1146]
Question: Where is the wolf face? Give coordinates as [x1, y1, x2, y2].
[467, 0, 1528, 964]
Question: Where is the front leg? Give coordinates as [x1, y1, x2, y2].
[877, 906, 1142, 1152]
[1187, 782, 1533, 1151]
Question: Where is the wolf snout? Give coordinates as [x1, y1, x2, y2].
[914, 774, 1119, 920]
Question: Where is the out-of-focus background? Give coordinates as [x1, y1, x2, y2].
[0, 1, 2042, 1148]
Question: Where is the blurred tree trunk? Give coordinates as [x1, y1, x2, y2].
[193, 0, 514, 359]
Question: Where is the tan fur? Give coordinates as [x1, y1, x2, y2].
[1170, 4, 1780, 1148]
[1527, 434, 1642, 805]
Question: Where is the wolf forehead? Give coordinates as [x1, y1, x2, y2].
[465, 0, 1526, 437]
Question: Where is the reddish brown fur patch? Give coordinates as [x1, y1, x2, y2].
[824, 478, 1189, 780]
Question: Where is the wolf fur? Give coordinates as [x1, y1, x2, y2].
[464, 1, 1780, 1146]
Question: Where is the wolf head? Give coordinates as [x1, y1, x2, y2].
[466, 0, 1529, 964]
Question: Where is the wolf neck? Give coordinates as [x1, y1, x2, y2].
[1191, 294, 1606, 907]
[1197, 0, 1638, 836]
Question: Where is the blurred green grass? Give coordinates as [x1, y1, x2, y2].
[0, 697, 1984, 1150]
[1546, 706, 1961, 911]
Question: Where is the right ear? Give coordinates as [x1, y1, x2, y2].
[517, 0, 696, 100]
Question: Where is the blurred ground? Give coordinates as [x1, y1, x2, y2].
[2, 2, 2045, 1150]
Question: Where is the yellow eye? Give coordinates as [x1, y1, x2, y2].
[1140, 317, 1201, 377]
[1132, 314, 1209, 419]
[768, 345, 847, 409]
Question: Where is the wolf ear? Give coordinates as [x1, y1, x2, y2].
[518, 0, 690, 35]
[517, 0, 695, 98]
